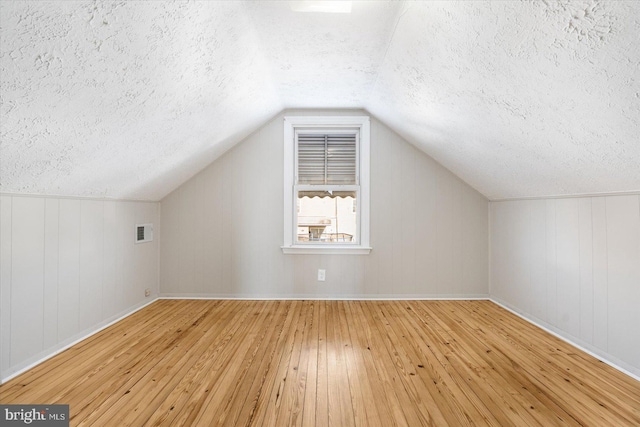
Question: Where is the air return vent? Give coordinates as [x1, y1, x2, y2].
[135, 224, 153, 244]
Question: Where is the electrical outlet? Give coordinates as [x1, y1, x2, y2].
[145, 288, 151, 297]
[317, 269, 326, 281]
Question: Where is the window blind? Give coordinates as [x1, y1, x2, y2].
[297, 133, 357, 184]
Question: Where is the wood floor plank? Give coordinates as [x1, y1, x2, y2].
[301, 300, 319, 427]
[360, 301, 446, 426]
[1, 299, 639, 427]
[347, 301, 407, 427]
[229, 300, 292, 427]
[328, 301, 356, 427]
[313, 300, 329, 427]
[341, 302, 387, 427]
[267, 300, 305, 427]
[249, 300, 304, 427]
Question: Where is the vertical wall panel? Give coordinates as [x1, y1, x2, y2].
[10, 197, 45, 365]
[0, 196, 13, 374]
[605, 196, 640, 368]
[159, 192, 181, 295]
[512, 200, 531, 313]
[436, 171, 454, 294]
[489, 203, 505, 298]
[114, 201, 130, 313]
[192, 175, 208, 295]
[167, 188, 190, 292]
[545, 200, 558, 326]
[498, 202, 520, 305]
[102, 202, 119, 319]
[221, 156, 234, 295]
[529, 199, 547, 320]
[414, 155, 437, 295]
[462, 190, 489, 295]
[120, 203, 137, 307]
[450, 180, 464, 295]
[57, 199, 81, 342]
[43, 198, 59, 349]
[79, 201, 104, 330]
[552, 199, 581, 337]
[578, 198, 594, 345]
[372, 118, 394, 295]
[591, 197, 608, 351]
[399, 138, 417, 294]
[199, 167, 219, 295]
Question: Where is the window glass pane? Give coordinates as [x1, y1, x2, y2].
[296, 191, 357, 243]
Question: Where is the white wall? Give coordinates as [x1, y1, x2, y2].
[160, 110, 489, 298]
[490, 195, 640, 378]
[0, 195, 160, 381]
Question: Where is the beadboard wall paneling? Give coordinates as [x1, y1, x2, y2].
[490, 195, 640, 377]
[0, 196, 160, 382]
[605, 196, 640, 370]
[0, 196, 11, 376]
[160, 111, 489, 298]
[10, 197, 46, 368]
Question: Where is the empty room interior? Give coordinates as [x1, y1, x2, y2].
[1, 1, 639, 425]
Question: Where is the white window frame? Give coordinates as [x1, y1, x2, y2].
[282, 116, 371, 255]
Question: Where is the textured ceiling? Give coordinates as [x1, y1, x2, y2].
[1, 1, 639, 201]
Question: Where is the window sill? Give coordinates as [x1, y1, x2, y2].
[281, 245, 372, 255]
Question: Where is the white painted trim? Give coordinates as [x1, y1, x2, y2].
[359, 116, 371, 249]
[0, 192, 160, 203]
[283, 115, 371, 253]
[490, 297, 640, 382]
[159, 294, 490, 300]
[487, 203, 493, 296]
[281, 245, 372, 255]
[284, 117, 295, 247]
[156, 203, 162, 297]
[490, 190, 640, 202]
[0, 297, 158, 384]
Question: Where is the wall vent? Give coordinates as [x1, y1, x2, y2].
[135, 224, 153, 244]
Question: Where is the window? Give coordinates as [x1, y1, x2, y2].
[282, 116, 371, 254]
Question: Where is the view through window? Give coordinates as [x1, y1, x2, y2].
[295, 131, 359, 244]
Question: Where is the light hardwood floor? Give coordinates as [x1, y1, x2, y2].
[1, 300, 638, 426]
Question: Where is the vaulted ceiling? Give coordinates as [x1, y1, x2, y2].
[1, 0, 639, 201]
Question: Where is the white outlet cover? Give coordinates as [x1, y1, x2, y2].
[317, 269, 326, 281]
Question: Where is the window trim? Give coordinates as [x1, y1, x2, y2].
[282, 115, 371, 255]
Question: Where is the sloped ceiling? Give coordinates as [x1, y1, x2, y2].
[1, 0, 639, 201]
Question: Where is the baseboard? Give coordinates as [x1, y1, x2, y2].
[158, 293, 490, 300]
[490, 297, 640, 382]
[0, 297, 159, 384]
